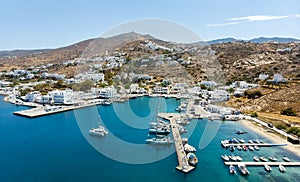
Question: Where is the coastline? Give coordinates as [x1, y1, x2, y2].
[240, 119, 300, 158]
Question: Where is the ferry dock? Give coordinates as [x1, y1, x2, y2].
[224, 161, 300, 166]
[13, 102, 101, 118]
[158, 113, 195, 173]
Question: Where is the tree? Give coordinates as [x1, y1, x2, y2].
[281, 108, 297, 116]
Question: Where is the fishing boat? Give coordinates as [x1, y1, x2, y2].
[237, 145, 242, 150]
[238, 164, 250, 175]
[282, 156, 290, 162]
[259, 156, 268, 162]
[264, 164, 272, 172]
[229, 165, 236, 174]
[253, 156, 259, 162]
[268, 156, 277, 162]
[279, 164, 286, 172]
[254, 146, 259, 151]
[187, 153, 198, 166]
[221, 154, 230, 161]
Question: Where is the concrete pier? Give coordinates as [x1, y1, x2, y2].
[223, 143, 287, 148]
[158, 113, 195, 173]
[224, 161, 300, 166]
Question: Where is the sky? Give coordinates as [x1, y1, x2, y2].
[0, 0, 299, 50]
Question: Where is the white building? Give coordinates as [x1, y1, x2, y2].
[39, 95, 53, 104]
[99, 87, 117, 99]
[25, 91, 41, 102]
[273, 73, 287, 83]
[48, 90, 73, 104]
[258, 73, 269, 81]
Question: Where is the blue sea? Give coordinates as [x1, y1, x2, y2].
[0, 96, 299, 182]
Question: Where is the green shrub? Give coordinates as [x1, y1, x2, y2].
[281, 108, 297, 116]
[251, 112, 258, 117]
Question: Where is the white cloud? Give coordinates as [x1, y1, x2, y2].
[207, 14, 300, 27]
[294, 14, 300, 18]
[207, 22, 239, 27]
[229, 15, 290, 22]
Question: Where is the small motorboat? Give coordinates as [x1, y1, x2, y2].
[236, 156, 243, 161]
[264, 164, 272, 172]
[187, 152, 198, 166]
[230, 146, 235, 152]
[269, 156, 277, 162]
[254, 146, 259, 151]
[253, 139, 260, 143]
[238, 138, 245, 143]
[242, 145, 247, 151]
[237, 145, 242, 151]
[282, 156, 290, 162]
[248, 146, 254, 151]
[229, 155, 237, 161]
[236, 130, 247, 135]
[238, 164, 250, 175]
[253, 156, 259, 162]
[232, 138, 239, 143]
[259, 156, 268, 162]
[279, 164, 286, 172]
[229, 165, 236, 174]
[248, 140, 253, 143]
[221, 154, 230, 161]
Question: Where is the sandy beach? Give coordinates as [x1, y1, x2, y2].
[240, 119, 300, 157]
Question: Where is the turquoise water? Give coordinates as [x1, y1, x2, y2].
[0, 96, 299, 182]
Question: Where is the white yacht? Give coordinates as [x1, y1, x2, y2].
[89, 126, 108, 136]
[145, 137, 173, 144]
[184, 143, 196, 153]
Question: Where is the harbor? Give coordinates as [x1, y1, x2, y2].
[158, 112, 195, 173]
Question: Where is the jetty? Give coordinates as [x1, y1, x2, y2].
[158, 113, 195, 173]
[224, 161, 300, 167]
